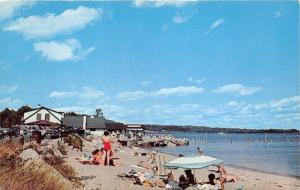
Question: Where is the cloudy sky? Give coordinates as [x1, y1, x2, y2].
[0, 1, 299, 129]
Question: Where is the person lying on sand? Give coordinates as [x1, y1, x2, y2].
[215, 165, 239, 190]
[78, 149, 104, 165]
[90, 148, 104, 165]
[220, 174, 238, 190]
[78, 148, 122, 166]
[217, 165, 228, 175]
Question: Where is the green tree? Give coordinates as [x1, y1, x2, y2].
[17, 105, 32, 124]
[65, 112, 78, 116]
[0, 108, 18, 128]
[96, 108, 104, 118]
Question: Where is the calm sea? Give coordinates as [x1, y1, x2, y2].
[147, 131, 300, 177]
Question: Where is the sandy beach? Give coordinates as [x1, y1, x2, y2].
[64, 139, 300, 190]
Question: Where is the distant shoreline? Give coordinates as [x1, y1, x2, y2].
[143, 125, 300, 134]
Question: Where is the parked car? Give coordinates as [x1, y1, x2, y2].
[45, 129, 60, 139]
[0, 130, 3, 138]
[0, 128, 19, 137]
[76, 129, 85, 136]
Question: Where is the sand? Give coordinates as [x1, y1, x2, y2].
[64, 140, 300, 190]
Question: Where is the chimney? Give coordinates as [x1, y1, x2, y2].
[83, 115, 87, 130]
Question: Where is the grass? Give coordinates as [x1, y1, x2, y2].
[0, 141, 83, 190]
[57, 140, 68, 155]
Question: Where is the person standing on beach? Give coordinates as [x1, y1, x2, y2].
[102, 131, 112, 166]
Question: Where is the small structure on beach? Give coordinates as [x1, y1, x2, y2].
[126, 124, 144, 134]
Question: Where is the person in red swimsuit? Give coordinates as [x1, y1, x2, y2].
[102, 131, 112, 166]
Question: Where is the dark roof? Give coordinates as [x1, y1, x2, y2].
[105, 119, 127, 130]
[61, 116, 83, 129]
[86, 117, 106, 129]
[31, 106, 64, 114]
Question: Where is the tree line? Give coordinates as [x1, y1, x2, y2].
[0, 106, 32, 128]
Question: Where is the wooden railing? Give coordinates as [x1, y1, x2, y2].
[58, 125, 86, 151]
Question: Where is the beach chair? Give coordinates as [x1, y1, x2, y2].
[156, 154, 168, 178]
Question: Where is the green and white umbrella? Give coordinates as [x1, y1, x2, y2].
[164, 155, 223, 170]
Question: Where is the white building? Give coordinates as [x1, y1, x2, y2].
[126, 124, 144, 133]
[23, 107, 63, 125]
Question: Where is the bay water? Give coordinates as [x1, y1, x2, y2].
[147, 131, 300, 177]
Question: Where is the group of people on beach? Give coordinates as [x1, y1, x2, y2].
[162, 164, 238, 190]
[79, 131, 239, 189]
[80, 131, 116, 166]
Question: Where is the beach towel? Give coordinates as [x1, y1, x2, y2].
[197, 184, 218, 190]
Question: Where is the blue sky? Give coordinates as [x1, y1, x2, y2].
[0, 1, 299, 129]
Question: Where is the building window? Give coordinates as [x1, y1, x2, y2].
[36, 113, 42, 120]
[45, 114, 50, 121]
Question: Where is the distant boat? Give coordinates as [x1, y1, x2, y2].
[218, 132, 226, 135]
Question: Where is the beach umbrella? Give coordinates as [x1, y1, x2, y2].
[163, 155, 223, 170]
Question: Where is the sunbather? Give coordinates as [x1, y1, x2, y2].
[163, 172, 175, 184]
[185, 169, 196, 185]
[163, 172, 178, 188]
[217, 165, 228, 175]
[90, 149, 104, 165]
[220, 174, 238, 190]
[206, 173, 216, 185]
[216, 165, 239, 190]
[178, 175, 189, 190]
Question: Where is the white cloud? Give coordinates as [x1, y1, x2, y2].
[206, 18, 224, 34]
[117, 90, 147, 101]
[213, 83, 262, 96]
[33, 38, 94, 62]
[79, 86, 105, 99]
[0, 85, 18, 93]
[117, 86, 204, 101]
[153, 86, 204, 96]
[226, 101, 239, 106]
[4, 6, 102, 38]
[270, 96, 300, 108]
[55, 106, 94, 115]
[0, 0, 34, 21]
[133, 0, 194, 7]
[0, 98, 19, 105]
[49, 91, 77, 98]
[141, 80, 151, 86]
[49, 87, 105, 100]
[100, 104, 138, 121]
[172, 13, 190, 24]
